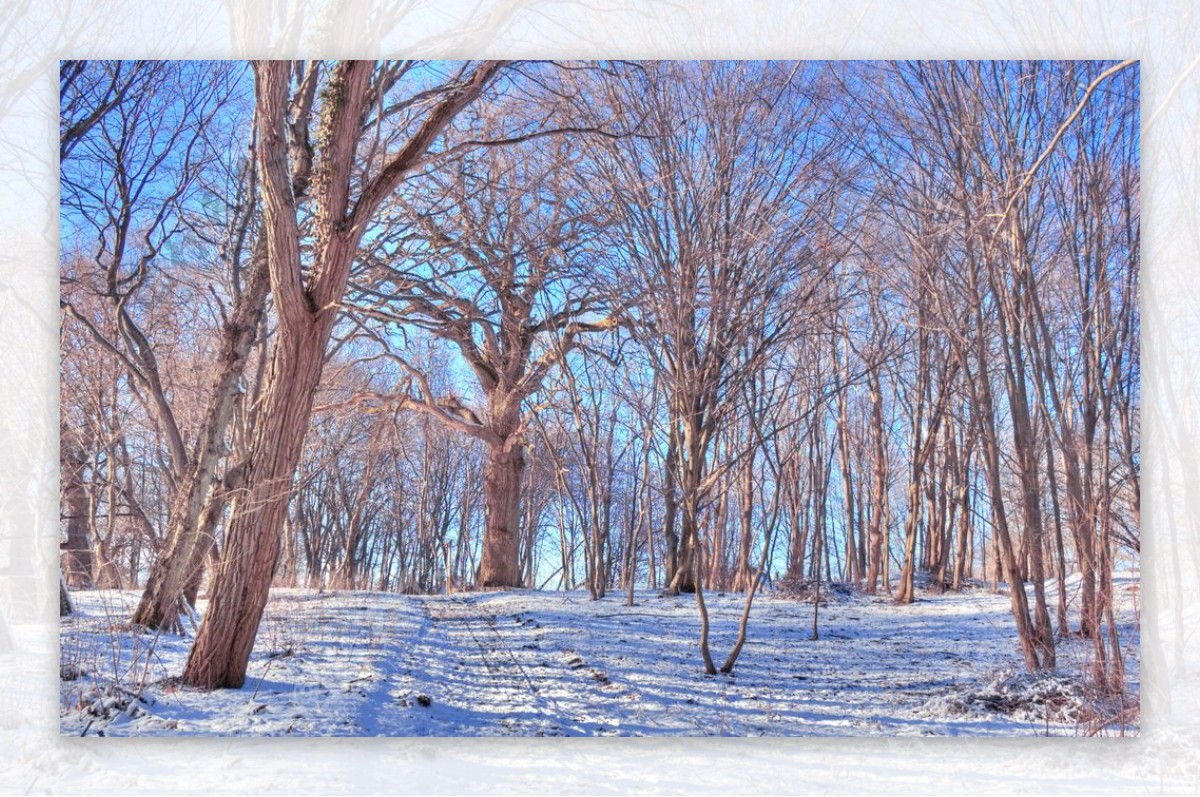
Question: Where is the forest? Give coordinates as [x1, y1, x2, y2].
[58, 59, 1139, 736]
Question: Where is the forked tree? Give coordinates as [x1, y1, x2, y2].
[183, 59, 507, 689]
[352, 128, 616, 588]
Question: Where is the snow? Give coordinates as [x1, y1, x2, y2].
[59, 578, 1139, 737]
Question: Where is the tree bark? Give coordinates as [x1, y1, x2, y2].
[183, 316, 333, 688]
[477, 441, 525, 587]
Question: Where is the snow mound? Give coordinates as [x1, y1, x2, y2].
[920, 668, 1086, 724]
[774, 578, 860, 604]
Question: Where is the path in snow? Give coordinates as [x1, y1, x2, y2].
[373, 594, 634, 736]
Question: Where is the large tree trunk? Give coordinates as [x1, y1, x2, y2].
[182, 317, 332, 688]
[667, 414, 704, 595]
[668, 510, 699, 593]
[477, 441, 525, 587]
[671, 479, 701, 595]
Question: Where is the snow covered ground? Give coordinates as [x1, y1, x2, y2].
[59, 578, 1139, 737]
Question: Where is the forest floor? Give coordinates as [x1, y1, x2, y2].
[59, 575, 1140, 737]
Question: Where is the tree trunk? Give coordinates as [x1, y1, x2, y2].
[1062, 443, 1099, 638]
[182, 315, 333, 689]
[971, 353, 1048, 672]
[335, 441, 380, 590]
[994, 234, 1056, 667]
[133, 239, 269, 631]
[732, 458, 755, 592]
[60, 426, 94, 588]
[668, 487, 699, 593]
[1010, 399, 1056, 667]
[60, 571, 74, 616]
[865, 368, 887, 594]
[834, 349, 859, 585]
[662, 423, 679, 587]
[896, 478, 923, 604]
[951, 475, 972, 591]
[1044, 423, 1070, 636]
[477, 441, 525, 587]
[182, 56, 495, 687]
[667, 416, 701, 594]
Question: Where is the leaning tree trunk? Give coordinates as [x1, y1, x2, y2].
[182, 317, 332, 688]
[477, 440, 526, 587]
[133, 239, 269, 631]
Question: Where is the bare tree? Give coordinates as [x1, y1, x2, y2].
[352, 119, 616, 589]
[535, 338, 631, 599]
[184, 59, 507, 689]
[60, 61, 241, 611]
[132, 151, 271, 632]
[595, 61, 844, 671]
